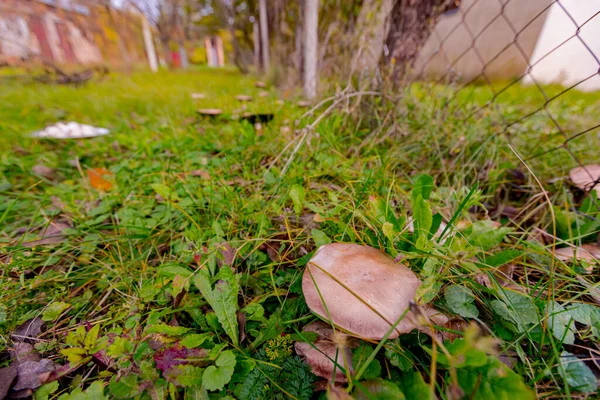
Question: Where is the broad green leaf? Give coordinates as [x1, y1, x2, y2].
[483, 249, 522, 267]
[412, 194, 432, 240]
[202, 350, 236, 391]
[560, 352, 598, 393]
[194, 268, 240, 346]
[457, 356, 535, 400]
[445, 285, 479, 318]
[397, 371, 433, 400]
[565, 303, 600, 327]
[546, 302, 575, 345]
[385, 341, 413, 372]
[42, 301, 70, 321]
[108, 374, 140, 399]
[411, 174, 434, 201]
[60, 347, 87, 363]
[353, 345, 381, 380]
[84, 324, 101, 350]
[491, 290, 538, 331]
[145, 323, 190, 336]
[382, 221, 395, 241]
[58, 381, 107, 400]
[463, 220, 511, 251]
[35, 381, 59, 400]
[159, 264, 194, 278]
[354, 379, 405, 400]
[181, 333, 213, 349]
[289, 184, 305, 214]
[311, 229, 331, 248]
[151, 183, 179, 201]
[435, 338, 487, 368]
[171, 365, 205, 387]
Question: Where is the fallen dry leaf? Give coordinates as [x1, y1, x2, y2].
[569, 164, 600, 196]
[554, 244, 600, 267]
[12, 318, 44, 343]
[0, 366, 17, 399]
[13, 359, 55, 391]
[31, 165, 55, 179]
[190, 169, 211, 179]
[21, 221, 70, 247]
[88, 168, 113, 191]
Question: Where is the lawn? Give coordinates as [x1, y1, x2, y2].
[1, 68, 600, 399]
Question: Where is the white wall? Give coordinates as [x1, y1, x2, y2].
[524, 0, 600, 91]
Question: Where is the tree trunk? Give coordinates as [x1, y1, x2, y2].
[253, 22, 261, 72]
[259, 0, 270, 71]
[385, 0, 455, 81]
[354, 0, 394, 74]
[303, 0, 318, 99]
[230, 23, 248, 74]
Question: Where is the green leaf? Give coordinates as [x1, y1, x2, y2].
[34, 381, 59, 400]
[42, 301, 70, 321]
[171, 365, 205, 387]
[565, 303, 600, 327]
[412, 194, 432, 240]
[546, 302, 575, 345]
[491, 290, 538, 331]
[483, 249, 522, 267]
[560, 352, 598, 393]
[382, 222, 395, 241]
[311, 229, 331, 248]
[84, 324, 101, 350]
[194, 268, 240, 346]
[396, 371, 433, 400]
[457, 356, 535, 400]
[353, 345, 381, 380]
[202, 350, 236, 391]
[289, 184, 305, 214]
[384, 341, 413, 372]
[151, 183, 179, 201]
[445, 285, 479, 318]
[58, 381, 107, 400]
[159, 264, 193, 278]
[354, 379, 405, 400]
[108, 374, 141, 399]
[145, 323, 190, 336]
[435, 339, 487, 368]
[181, 333, 213, 349]
[411, 174, 434, 201]
[463, 220, 511, 251]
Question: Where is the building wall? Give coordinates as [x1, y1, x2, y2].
[414, 0, 553, 81]
[524, 0, 600, 91]
[0, 0, 147, 67]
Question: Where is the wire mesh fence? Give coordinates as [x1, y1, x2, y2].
[405, 0, 600, 197]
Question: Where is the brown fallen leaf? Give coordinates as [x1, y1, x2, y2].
[554, 244, 600, 262]
[31, 165, 55, 179]
[190, 169, 211, 180]
[12, 318, 44, 343]
[13, 359, 55, 391]
[569, 164, 600, 196]
[21, 221, 70, 247]
[88, 168, 113, 191]
[0, 366, 17, 399]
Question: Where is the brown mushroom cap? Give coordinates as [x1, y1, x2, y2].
[235, 95, 253, 102]
[302, 243, 423, 340]
[197, 108, 223, 116]
[569, 164, 600, 196]
[294, 322, 354, 382]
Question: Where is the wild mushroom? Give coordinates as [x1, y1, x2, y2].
[294, 321, 355, 382]
[569, 164, 600, 197]
[197, 108, 223, 117]
[302, 243, 449, 340]
[235, 95, 253, 102]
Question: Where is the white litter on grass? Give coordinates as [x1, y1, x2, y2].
[32, 122, 110, 139]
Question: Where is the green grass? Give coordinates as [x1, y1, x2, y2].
[1, 67, 600, 399]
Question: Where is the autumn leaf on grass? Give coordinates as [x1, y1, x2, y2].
[194, 267, 240, 346]
[88, 168, 113, 191]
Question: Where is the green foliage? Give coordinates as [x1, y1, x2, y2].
[194, 267, 240, 346]
[202, 350, 236, 391]
[560, 352, 598, 393]
[57, 381, 107, 400]
[353, 344, 382, 381]
[445, 285, 479, 318]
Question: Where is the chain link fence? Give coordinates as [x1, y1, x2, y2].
[403, 0, 600, 198]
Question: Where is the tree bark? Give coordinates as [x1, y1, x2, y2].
[259, 0, 270, 71]
[385, 0, 456, 81]
[303, 0, 318, 99]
